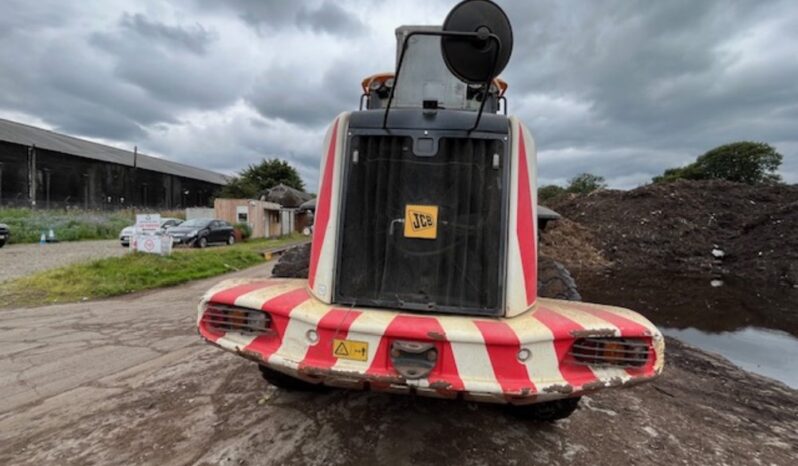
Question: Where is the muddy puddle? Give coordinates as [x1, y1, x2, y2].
[663, 326, 798, 388]
[575, 270, 798, 388]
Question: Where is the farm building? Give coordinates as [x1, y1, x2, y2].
[262, 183, 315, 233]
[0, 118, 228, 209]
[214, 198, 285, 238]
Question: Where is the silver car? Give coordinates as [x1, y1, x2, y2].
[119, 218, 183, 247]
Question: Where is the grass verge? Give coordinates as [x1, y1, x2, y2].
[0, 234, 305, 308]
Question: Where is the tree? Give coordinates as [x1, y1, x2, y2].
[566, 173, 607, 194]
[220, 159, 305, 199]
[651, 164, 705, 183]
[653, 141, 782, 185]
[694, 142, 782, 184]
[538, 184, 566, 203]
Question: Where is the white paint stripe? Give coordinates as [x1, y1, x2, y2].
[331, 309, 396, 372]
[216, 332, 257, 353]
[437, 319, 502, 393]
[313, 114, 349, 303]
[234, 281, 304, 310]
[268, 298, 331, 369]
[542, 300, 622, 337]
[514, 315, 568, 388]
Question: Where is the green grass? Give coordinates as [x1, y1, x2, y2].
[0, 234, 305, 308]
[0, 208, 186, 244]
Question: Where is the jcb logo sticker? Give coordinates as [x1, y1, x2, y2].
[404, 205, 438, 239]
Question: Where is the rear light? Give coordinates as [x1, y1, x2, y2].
[568, 337, 650, 368]
[390, 340, 438, 379]
[202, 303, 272, 336]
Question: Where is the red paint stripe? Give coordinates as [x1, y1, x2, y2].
[309, 119, 339, 289]
[260, 287, 311, 316]
[243, 288, 312, 360]
[367, 315, 464, 391]
[516, 130, 536, 305]
[569, 303, 658, 375]
[532, 307, 597, 387]
[200, 281, 283, 342]
[300, 309, 362, 370]
[474, 321, 535, 394]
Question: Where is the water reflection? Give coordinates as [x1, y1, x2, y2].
[575, 270, 798, 387]
[663, 327, 798, 388]
[575, 271, 798, 337]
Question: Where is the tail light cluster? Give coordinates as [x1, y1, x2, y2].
[568, 337, 650, 368]
[203, 303, 272, 336]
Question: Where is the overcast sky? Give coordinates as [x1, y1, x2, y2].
[1, 0, 796, 189]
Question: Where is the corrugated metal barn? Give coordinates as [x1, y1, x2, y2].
[0, 118, 228, 209]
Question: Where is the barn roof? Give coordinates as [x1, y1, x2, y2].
[0, 118, 229, 185]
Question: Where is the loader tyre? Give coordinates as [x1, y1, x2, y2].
[513, 256, 582, 421]
[536, 256, 581, 301]
[258, 365, 328, 392]
[272, 243, 311, 278]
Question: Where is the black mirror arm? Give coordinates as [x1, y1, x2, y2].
[382, 30, 502, 132]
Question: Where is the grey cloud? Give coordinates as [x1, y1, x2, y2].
[0, 0, 796, 190]
[119, 13, 217, 55]
[200, 0, 365, 37]
[496, 0, 798, 183]
[90, 13, 249, 111]
[296, 1, 366, 36]
[247, 58, 363, 127]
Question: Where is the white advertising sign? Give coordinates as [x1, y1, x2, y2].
[135, 214, 161, 233]
[130, 234, 173, 255]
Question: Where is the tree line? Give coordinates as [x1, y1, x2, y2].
[215, 141, 784, 204]
[539, 141, 784, 203]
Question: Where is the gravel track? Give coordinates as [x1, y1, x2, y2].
[0, 239, 125, 283]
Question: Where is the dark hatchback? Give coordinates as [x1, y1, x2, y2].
[167, 218, 235, 248]
[0, 223, 9, 248]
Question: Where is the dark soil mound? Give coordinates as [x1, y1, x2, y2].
[731, 200, 798, 285]
[548, 180, 798, 285]
[539, 217, 610, 272]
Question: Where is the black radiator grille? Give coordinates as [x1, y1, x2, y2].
[335, 134, 506, 315]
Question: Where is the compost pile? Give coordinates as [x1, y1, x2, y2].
[544, 180, 798, 287]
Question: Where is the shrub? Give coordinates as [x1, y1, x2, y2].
[235, 222, 253, 240]
[566, 173, 607, 194]
[538, 185, 567, 203]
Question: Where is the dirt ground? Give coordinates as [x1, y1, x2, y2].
[547, 180, 798, 286]
[1, 263, 796, 466]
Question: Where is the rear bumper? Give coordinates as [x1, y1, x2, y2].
[198, 278, 664, 404]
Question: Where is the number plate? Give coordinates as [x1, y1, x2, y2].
[333, 338, 369, 361]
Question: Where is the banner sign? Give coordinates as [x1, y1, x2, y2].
[130, 234, 173, 256]
[135, 214, 161, 233]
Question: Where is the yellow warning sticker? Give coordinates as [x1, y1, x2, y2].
[404, 204, 438, 239]
[333, 338, 369, 362]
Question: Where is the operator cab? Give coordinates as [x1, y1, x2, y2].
[361, 27, 508, 115]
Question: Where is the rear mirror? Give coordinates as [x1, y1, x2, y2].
[441, 0, 513, 84]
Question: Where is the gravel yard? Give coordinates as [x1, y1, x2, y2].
[1, 263, 795, 465]
[0, 240, 125, 283]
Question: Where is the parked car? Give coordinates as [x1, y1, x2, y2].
[119, 217, 183, 247]
[166, 218, 235, 248]
[0, 223, 9, 248]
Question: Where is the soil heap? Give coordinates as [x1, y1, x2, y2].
[545, 180, 798, 287]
